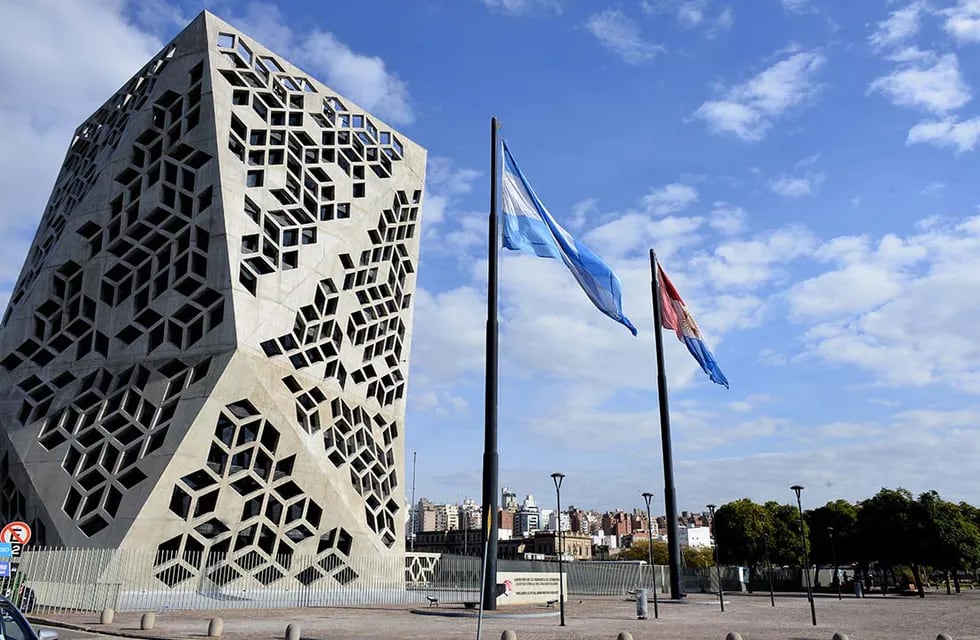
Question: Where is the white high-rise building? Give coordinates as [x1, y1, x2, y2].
[434, 503, 459, 531]
[514, 494, 540, 536]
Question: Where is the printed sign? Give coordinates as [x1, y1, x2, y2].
[495, 571, 567, 606]
[9, 543, 22, 558]
[0, 543, 10, 557]
[0, 562, 9, 578]
[0, 522, 31, 545]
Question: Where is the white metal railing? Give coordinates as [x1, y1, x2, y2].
[11, 548, 673, 614]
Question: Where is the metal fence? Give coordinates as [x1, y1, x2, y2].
[7, 548, 687, 614]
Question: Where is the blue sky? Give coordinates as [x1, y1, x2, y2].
[4, 0, 980, 515]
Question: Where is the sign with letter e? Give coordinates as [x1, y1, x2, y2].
[0, 522, 31, 545]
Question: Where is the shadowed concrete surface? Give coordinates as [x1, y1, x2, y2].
[30, 591, 980, 640]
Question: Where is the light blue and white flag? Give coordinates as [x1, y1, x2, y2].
[501, 141, 637, 336]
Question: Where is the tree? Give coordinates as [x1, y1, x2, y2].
[683, 545, 715, 568]
[919, 491, 980, 593]
[855, 488, 925, 595]
[764, 501, 807, 566]
[616, 540, 669, 564]
[714, 499, 767, 565]
[806, 499, 858, 567]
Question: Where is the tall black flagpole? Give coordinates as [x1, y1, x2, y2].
[480, 117, 501, 611]
[649, 248, 684, 600]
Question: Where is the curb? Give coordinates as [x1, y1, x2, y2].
[28, 616, 161, 640]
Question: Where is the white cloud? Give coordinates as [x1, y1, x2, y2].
[886, 46, 937, 64]
[907, 115, 980, 152]
[642, 183, 699, 215]
[228, 3, 414, 125]
[0, 0, 164, 306]
[942, 0, 980, 43]
[677, 1, 707, 27]
[869, 1, 926, 50]
[569, 198, 600, 230]
[789, 219, 980, 392]
[921, 181, 946, 195]
[586, 9, 666, 65]
[708, 202, 746, 235]
[480, 0, 563, 15]
[641, 0, 733, 35]
[419, 157, 481, 229]
[869, 53, 971, 115]
[690, 226, 817, 290]
[713, 7, 734, 32]
[768, 172, 825, 197]
[693, 49, 825, 141]
[781, 0, 814, 14]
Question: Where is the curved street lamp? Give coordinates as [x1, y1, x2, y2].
[551, 472, 566, 627]
[791, 485, 817, 626]
[641, 492, 660, 619]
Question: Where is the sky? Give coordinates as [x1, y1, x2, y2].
[4, 0, 980, 516]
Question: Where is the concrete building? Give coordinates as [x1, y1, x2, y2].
[459, 498, 481, 530]
[679, 526, 713, 548]
[0, 11, 425, 590]
[514, 495, 540, 537]
[433, 503, 459, 532]
[501, 487, 518, 511]
[547, 510, 571, 533]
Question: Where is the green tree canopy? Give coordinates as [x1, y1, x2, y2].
[765, 501, 808, 566]
[714, 498, 767, 565]
[806, 499, 858, 566]
[919, 491, 980, 571]
[855, 487, 921, 568]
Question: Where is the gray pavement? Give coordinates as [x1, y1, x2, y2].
[29, 591, 980, 640]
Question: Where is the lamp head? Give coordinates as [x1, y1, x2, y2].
[551, 472, 565, 489]
[790, 484, 804, 498]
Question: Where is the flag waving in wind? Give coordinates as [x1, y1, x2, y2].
[657, 263, 729, 388]
[500, 141, 637, 336]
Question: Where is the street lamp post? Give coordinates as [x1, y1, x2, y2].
[763, 532, 775, 607]
[641, 492, 660, 619]
[707, 504, 724, 612]
[791, 485, 817, 626]
[551, 472, 566, 627]
[827, 526, 841, 600]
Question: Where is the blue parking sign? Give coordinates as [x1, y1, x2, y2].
[0, 562, 10, 578]
[0, 543, 11, 557]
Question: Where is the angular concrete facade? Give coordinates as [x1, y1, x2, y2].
[0, 12, 424, 589]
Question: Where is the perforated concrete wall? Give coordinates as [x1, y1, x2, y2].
[0, 11, 424, 590]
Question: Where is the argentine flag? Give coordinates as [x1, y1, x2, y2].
[501, 142, 637, 336]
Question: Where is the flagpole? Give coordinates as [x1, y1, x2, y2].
[649, 248, 684, 600]
[480, 116, 501, 611]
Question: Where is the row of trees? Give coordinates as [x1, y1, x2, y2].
[710, 488, 980, 593]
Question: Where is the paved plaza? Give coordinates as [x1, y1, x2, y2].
[31, 591, 980, 640]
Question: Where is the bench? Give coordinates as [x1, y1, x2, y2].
[546, 599, 558, 608]
[425, 596, 438, 607]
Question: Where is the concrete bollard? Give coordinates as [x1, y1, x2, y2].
[208, 617, 223, 638]
[100, 608, 114, 625]
[616, 633, 634, 640]
[832, 633, 849, 640]
[937, 635, 953, 640]
[285, 623, 300, 640]
[140, 612, 156, 630]
[501, 631, 517, 640]
[726, 633, 743, 640]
